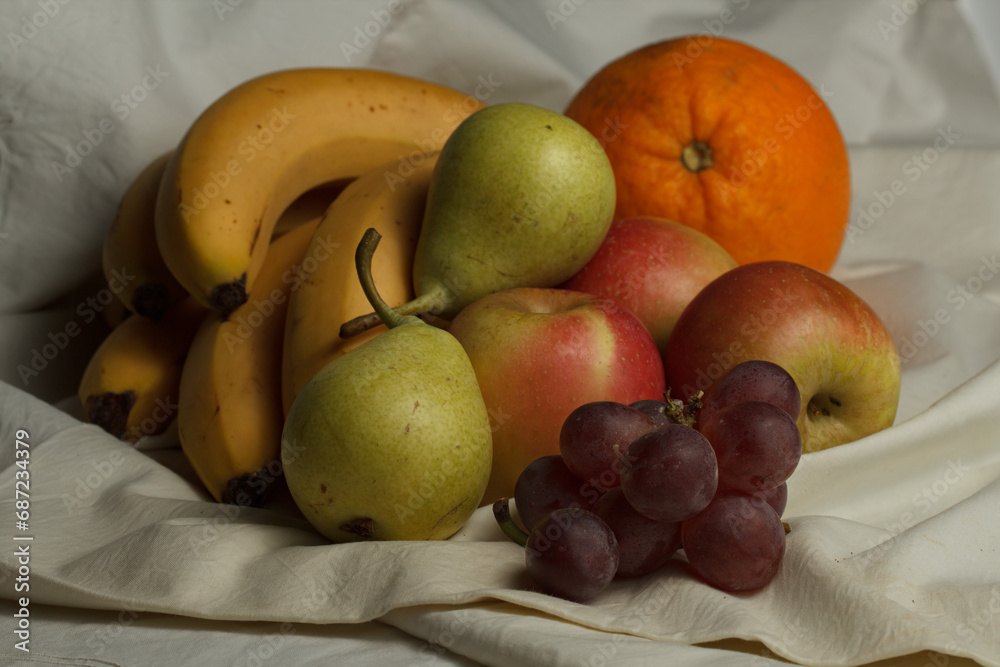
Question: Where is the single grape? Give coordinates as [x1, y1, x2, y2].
[594, 486, 681, 578]
[525, 508, 619, 602]
[696, 359, 801, 430]
[628, 399, 673, 427]
[755, 481, 788, 518]
[681, 493, 786, 592]
[619, 424, 718, 523]
[514, 455, 600, 531]
[559, 401, 655, 491]
[698, 400, 801, 494]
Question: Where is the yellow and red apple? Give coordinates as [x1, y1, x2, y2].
[664, 261, 901, 452]
[448, 287, 667, 503]
[562, 217, 737, 352]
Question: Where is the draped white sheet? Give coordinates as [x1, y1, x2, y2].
[1, 1, 999, 665]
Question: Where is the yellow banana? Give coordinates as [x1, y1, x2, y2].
[103, 151, 190, 321]
[281, 152, 439, 415]
[78, 297, 207, 441]
[155, 67, 483, 315]
[102, 149, 339, 322]
[178, 216, 321, 506]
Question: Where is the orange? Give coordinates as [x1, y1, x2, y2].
[564, 36, 850, 272]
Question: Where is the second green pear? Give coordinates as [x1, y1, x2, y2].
[415, 102, 616, 317]
[339, 102, 616, 337]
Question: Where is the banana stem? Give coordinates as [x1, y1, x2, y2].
[492, 498, 529, 547]
[355, 228, 406, 330]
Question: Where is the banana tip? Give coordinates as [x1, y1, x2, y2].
[132, 284, 172, 322]
[210, 275, 248, 316]
[84, 391, 137, 440]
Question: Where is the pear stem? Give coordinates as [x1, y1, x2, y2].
[492, 498, 529, 547]
[355, 228, 406, 330]
[340, 280, 446, 338]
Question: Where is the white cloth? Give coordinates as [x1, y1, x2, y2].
[2, 1, 1000, 665]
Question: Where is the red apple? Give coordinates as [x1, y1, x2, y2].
[665, 261, 900, 452]
[448, 287, 667, 504]
[562, 217, 737, 351]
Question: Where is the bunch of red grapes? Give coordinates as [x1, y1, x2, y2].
[496, 360, 802, 602]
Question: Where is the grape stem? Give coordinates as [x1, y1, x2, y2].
[492, 498, 529, 547]
[663, 389, 703, 428]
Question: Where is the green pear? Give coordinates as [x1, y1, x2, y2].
[281, 228, 493, 542]
[340, 102, 616, 338]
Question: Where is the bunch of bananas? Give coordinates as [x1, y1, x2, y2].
[78, 68, 483, 506]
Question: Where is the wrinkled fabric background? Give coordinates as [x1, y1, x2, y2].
[1, 1, 999, 665]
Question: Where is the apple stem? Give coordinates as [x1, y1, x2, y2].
[492, 498, 529, 547]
